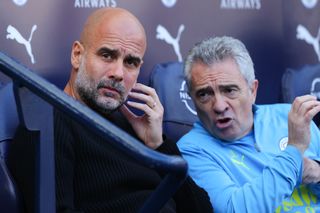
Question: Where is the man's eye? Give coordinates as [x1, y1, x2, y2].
[102, 53, 112, 59]
[198, 91, 206, 97]
[224, 88, 239, 98]
[125, 58, 140, 69]
[226, 88, 235, 93]
[197, 91, 210, 102]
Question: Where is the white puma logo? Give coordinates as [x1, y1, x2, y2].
[12, 0, 28, 6]
[161, 0, 177, 8]
[296, 24, 320, 61]
[6, 24, 37, 64]
[301, 0, 318, 8]
[156, 24, 185, 62]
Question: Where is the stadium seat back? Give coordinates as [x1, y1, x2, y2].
[0, 83, 23, 213]
[149, 62, 198, 142]
[0, 82, 55, 213]
[282, 63, 320, 126]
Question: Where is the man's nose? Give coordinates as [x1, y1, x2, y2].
[108, 60, 124, 81]
[213, 94, 229, 114]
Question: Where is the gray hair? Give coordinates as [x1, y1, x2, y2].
[184, 36, 255, 92]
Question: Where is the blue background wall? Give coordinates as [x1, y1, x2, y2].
[1, 0, 320, 104]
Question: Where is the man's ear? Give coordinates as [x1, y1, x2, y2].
[250, 80, 259, 103]
[71, 41, 84, 71]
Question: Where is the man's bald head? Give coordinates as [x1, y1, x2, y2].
[79, 8, 146, 52]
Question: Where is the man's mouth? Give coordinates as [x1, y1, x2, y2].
[99, 86, 121, 98]
[216, 117, 233, 129]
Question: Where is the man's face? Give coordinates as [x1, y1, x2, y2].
[73, 15, 146, 115]
[74, 56, 127, 114]
[189, 58, 258, 141]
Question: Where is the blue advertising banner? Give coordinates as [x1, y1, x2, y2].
[0, 0, 319, 104]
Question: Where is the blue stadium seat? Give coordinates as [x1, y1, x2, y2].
[0, 82, 55, 213]
[0, 83, 23, 213]
[282, 63, 320, 125]
[149, 62, 198, 142]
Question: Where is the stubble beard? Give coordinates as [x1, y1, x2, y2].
[74, 59, 127, 116]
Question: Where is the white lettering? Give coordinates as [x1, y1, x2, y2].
[85, 0, 90, 8]
[255, 0, 261, 9]
[237, 0, 245, 9]
[91, 0, 98, 7]
[245, 0, 251, 8]
[230, 0, 236, 9]
[110, 0, 117, 7]
[74, 0, 81, 7]
[74, 0, 117, 8]
[220, 0, 261, 10]
[221, 0, 227, 8]
[180, 92, 191, 100]
[99, 0, 105, 7]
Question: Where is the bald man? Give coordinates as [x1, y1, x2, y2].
[54, 8, 213, 213]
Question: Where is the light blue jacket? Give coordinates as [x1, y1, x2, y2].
[178, 104, 320, 213]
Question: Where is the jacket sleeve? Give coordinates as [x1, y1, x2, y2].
[179, 143, 303, 213]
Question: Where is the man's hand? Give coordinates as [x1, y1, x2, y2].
[303, 157, 320, 184]
[120, 83, 164, 149]
[288, 95, 320, 154]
